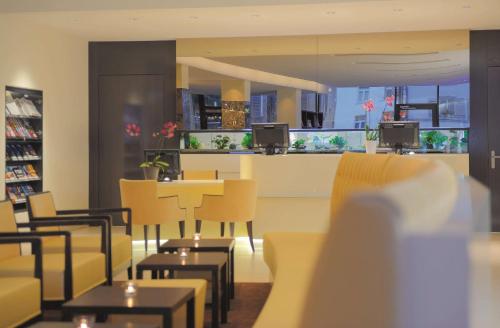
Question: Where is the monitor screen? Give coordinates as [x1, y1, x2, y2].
[143, 149, 180, 180]
[252, 123, 290, 149]
[379, 121, 420, 149]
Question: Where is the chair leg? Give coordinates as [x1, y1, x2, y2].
[127, 266, 133, 280]
[246, 221, 255, 252]
[195, 220, 202, 234]
[144, 225, 148, 253]
[220, 222, 225, 237]
[178, 220, 185, 238]
[155, 224, 161, 251]
[229, 222, 235, 237]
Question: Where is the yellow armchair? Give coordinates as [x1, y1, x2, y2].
[194, 179, 257, 251]
[120, 179, 186, 252]
[27, 191, 133, 278]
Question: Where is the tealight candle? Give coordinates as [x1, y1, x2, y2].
[73, 315, 95, 328]
[124, 281, 137, 297]
[193, 233, 201, 241]
[194, 242, 199, 248]
[178, 247, 190, 258]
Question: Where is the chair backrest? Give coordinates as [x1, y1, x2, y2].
[26, 191, 60, 231]
[119, 179, 182, 225]
[0, 200, 21, 261]
[195, 179, 257, 221]
[330, 152, 433, 219]
[182, 170, 218, 180]
[302, 160, 471, 328]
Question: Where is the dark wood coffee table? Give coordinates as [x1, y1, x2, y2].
[136, 252, 228, 328]
[158, 238, 235, 299]
[62, 286, 194, 328]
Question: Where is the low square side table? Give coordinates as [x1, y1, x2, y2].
[62, 286, 194, 328]
[158, 238, 235, 299]
[136, 253, 228, 328]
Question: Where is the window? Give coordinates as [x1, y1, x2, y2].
[354, 114, 366, 129]
[439, 83, 469, 128]
[357, 87, 369, 104]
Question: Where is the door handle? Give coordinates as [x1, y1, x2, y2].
[491, 150, 500, 169]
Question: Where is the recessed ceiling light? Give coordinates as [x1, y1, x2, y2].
[189, 16, 199, 19]
[393, 8, 404, 12]
[325, 11, 336, 15]
[251, 14, 261, 18]
[462, 4, 472, 9]
[129, 17, 139, 21]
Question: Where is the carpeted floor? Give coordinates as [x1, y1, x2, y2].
[206, 283, 272, 328]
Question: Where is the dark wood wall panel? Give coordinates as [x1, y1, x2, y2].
[470, 30, 500, 231]
[89, 41, 176, 213]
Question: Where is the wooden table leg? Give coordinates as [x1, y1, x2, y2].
[162, 311, 173, 328]
[187, 295, 195, 328]
[136, 268, 143, 280]
[211, 269, 219, 328]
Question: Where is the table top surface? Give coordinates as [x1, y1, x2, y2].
[137, 252, 227, 269]
[158, 180, 223, 185]
[63, 286, 194, 311]
[30, 323, 158, 328]
[159, 238, 235, 250]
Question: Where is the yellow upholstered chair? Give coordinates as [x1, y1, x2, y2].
[194, 179, 257, 251]
[181, 169, 219, 180]
[0, 235, 42, 328]
[0, 200, 109, 303]
[26, 192, 133, 278]
[119, 179, 186, 252]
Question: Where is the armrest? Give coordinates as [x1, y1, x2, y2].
[0, 230, 72, 300]
[18, 217, 112, 286]
[56, 208, 132, 235]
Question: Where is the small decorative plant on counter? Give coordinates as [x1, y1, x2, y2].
[241, 132, 253, 149]
[362, 99, 378, 154]
[329, 135, 347, 150]
[212, 135, 231, 150]
[140, 121, 176, 180]
[139, 155, 169, 180]
[421, 130, 448, 150]
[292, 138, 307, 150]
[189, 135, 202, 149]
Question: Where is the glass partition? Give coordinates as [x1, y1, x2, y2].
[181, 128, 468, 153]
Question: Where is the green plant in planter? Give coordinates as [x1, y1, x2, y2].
[329, 135, 347, 149]
[292, 138, 306, 150]
[189, 136, 201, 149]
[139, 155, 169, 170]
[212, 135, 231, 150]
[421, 131, 448, 150]
[241, 133, 253, 149]
[365, 125, 378, 141]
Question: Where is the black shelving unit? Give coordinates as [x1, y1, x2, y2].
[5, 86, 43, 212]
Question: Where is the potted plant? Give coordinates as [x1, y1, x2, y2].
[292, 138, 307, 150]
[212, 135, 231, 150]
[421, 131, 448, 150]
[189, 135, 201, 149]
[139, 155, 169, 180]
[140, 121, 177, 180]
[365, 125, 378, 154]
[329, 135, 347, 150]
[241, 132, 253, 149]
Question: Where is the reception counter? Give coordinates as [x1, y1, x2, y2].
[179, 152, 469, 238]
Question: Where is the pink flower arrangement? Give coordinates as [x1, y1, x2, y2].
[362, 99, 375, 112]
[153, 121, 177, 148]
[385, 95, 395, 107]
[125, 123, 141, 137]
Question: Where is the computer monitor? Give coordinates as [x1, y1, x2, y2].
[143, 149, 181, 181]
[252, 123, 290, 155]
[379, 121, 420, 154]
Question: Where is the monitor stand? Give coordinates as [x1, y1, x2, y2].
[394, 143, 404, 155]
[264, 144, 276, 155]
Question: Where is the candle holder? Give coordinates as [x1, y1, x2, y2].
[73, 315, 95, 328]
[194, 241, 200, 248]
[123, 281, 138, 297]
[193, 233, 201, 241]
[178, 247, 190, 258]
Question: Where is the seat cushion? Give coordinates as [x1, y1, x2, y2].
[109, 279, 207, 328]
[254, 232, 325, 328]
[42, 233, 132, 274]
[0, 253, 106, 300]
[0, 277, 41, 328]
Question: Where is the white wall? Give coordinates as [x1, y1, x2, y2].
[0, 15, 88, 212]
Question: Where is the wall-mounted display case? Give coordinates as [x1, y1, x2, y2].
[180, 128, 469, 154]
[5, 86, 43, 212]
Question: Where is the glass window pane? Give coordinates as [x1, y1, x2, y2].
[439, 83, 470, 128]
[406, 85, 437, 103]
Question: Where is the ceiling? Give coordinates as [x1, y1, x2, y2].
[1, 0, 499, 40]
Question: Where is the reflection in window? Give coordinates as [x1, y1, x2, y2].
[357, 87, 370, 104]
[439, 83, 469, 128]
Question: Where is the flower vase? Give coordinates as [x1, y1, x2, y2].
[365, 140, 378, 154]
